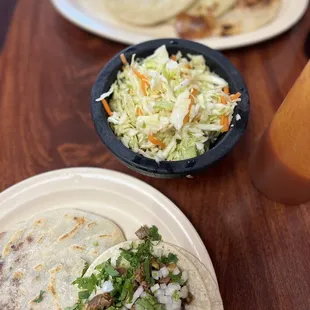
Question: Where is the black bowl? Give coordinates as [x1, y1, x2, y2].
[91, 39, 250, 178]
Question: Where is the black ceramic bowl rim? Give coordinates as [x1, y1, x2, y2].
[91, 38, 250, 177]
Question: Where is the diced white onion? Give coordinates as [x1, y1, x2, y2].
[172, 267, 180, 275]
[151, 283, 160, 293]
[160, 266, 169, 278]
[165, 283, 181, 296]
[160, 283, 167, 289]
[158, 295, 169, 304]
[101, 280, 114, 293]
[152, 270, 160, 280]
[155, 289, 165, 297]
[164, 289, 176, 297]
[181, 285, 189, 299]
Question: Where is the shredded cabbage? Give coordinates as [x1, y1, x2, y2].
[97, 45, 240, 161]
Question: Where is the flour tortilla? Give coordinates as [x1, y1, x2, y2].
[185, 0, 237, 18]
[0, 209, 125, 310]
[215, 0, 281, 36]
[174, 246, 224, 310]
[84, 240, 213, 309]
[103, 0, 195, 26]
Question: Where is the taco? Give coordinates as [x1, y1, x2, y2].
[71, 226, 223, 309]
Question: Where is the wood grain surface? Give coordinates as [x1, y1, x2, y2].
[1, 1, 310, 309]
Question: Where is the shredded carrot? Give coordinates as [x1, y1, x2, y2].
[185, 63, 191, 69]
[170, 55, 177, 61]
[136, 107, 144, 116]
[230, 92, 241, 100]
[148, 134, 166, 149]
[131, 66, 150, 96]
[102, 99, 113, 117]
[183, 89, 198, 124]
[131, 66, 149, 83]
[190, 88, 198, 99]
[220, 95, 226, 105]
[122, 65, 125, 70]
[221, 115, 229, 132]
[120, 53, 128, 66]
[183, 110, 191, 125]
[140, 80, 148, 96]
[223, 86, 229, 95]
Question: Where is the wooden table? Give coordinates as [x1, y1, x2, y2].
[1, 1, 310, 309]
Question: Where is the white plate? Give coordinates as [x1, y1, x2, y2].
[51, 0, 308, 50]
[0, 167, 217, 283]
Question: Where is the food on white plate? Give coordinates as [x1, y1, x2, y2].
[0, 209, 125, 309]
[96, 45, 241, 161]
[175, 0, 281, 39]
[103, 0, 195, 26]
[69, 225, 223, 309]
[79, 0, 281, 39]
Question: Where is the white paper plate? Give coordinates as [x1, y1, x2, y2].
[0, 167, 217, 283]
[51, 0, 308, 50]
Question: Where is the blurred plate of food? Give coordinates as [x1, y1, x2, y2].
[51, 0, 308, 50]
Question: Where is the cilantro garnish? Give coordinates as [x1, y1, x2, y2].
[78, 290, 91, 300]
[167, 253, 178, 263]
[95, 259, 119, 277]
[144, 257, 151, 284]
[33, 290, 45, 303]
[81, 262, 89, 277]
[149, 225, 162, 241]
[119, 278, 133, 301]
[105, 264, 119, 277]
[160, 252, 178, 264]
[169, 272, 184, 285]
[72, 273, 98, 294]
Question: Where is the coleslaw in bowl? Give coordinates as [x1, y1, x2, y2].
[91, 39, 249, 177]
[96, 45, 241, 162]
